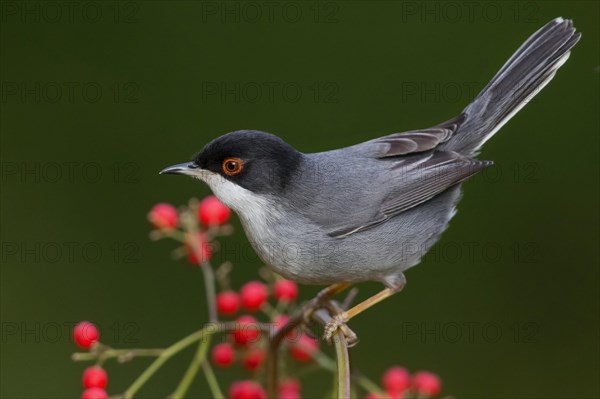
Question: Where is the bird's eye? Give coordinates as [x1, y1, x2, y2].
[222, 157, 244, 176]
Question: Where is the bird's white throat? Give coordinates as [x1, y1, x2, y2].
[193, 170, 277, 227]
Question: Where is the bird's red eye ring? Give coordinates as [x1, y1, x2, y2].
[222, 158, 244, 176]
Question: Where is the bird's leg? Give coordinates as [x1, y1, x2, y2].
[301, 282, 353, 323]
[324, 288, 396, 342]
[316, 282, 353, 301]
[324, 275, 405, 342]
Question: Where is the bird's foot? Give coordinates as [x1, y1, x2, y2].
[324, 312, 357, 345]
[340, 323, 359, 347]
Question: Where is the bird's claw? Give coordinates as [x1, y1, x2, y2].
[323, 312, 355, 344]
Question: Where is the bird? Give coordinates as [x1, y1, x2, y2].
[161, 18, 580, 341]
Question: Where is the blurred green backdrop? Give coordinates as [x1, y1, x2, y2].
[1, 1, 598, 398]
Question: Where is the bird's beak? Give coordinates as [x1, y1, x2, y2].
[159, 162, 201, 176]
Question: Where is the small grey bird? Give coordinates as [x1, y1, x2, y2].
[162, 18, 580, 338]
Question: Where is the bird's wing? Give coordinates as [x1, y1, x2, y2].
[296, 114, 489, 238]
[367, 114, 465, 157]
[325, 149, 491, 239]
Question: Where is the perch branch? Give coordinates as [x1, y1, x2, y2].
[334, 331, 350, 399]
[266, 283, 352, 398]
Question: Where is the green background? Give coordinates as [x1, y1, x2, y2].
[1, 1, 598, 398]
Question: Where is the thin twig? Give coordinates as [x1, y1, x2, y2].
[266, 308, 304, 398]
[334, 332, 350, 399]
[312, 309, 351, 399]
[72, 348, 164, 363]
[202, 362, 225, 399]
[266, 283, 351, 398]
[122, 328, 210, 399]
[170, 335, 212, 398]
[175, 205, 218, 398]
[201, 261, 218, 323]
[122, 322, 249, 399]
[170, 258, 217, 398]
[352, 370, 388, 397]
[314, 350, 388, 397]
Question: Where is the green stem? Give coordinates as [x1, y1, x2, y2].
[318, 353, 386, 397]
[275, 299, 288, 315]
[123, 327, 214, 399]
[334, 332, 350, 399]
[135, 205, 228, 398]
[266, 311, 304, 398]
[201, 261, 218, 322]
[266, 283, 351, 398]
[356, 375, 386, 396]
[170, 335, 212, 398]
[260, 302, 278, 319]
[162, 228, 189, 242]
[313, 352, 337, 372]
[202, 361, 225, 399]
[355, 372, 386, 396]
[72, 348, 164, 362]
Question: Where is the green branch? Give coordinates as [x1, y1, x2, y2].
[334, 332, 350, 399]
[170, 335, 213, 398]
[122, 324, 225, 399]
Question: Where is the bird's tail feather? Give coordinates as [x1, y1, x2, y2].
[444, 17, 581, 156]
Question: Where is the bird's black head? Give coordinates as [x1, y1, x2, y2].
[163, 130, 303, 195]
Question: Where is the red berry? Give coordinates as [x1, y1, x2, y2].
[274, 280, 298, 302]
[185, 232, 212, 264]
[229, 380, 267, 399]
[217, 291, 240, 315]
[290, 335, 318, 362]
[232, 315, 261, 345]
[382, 366, 410, 395]
[198, 195, 230, 226]
[212, 343, 235, 367]
[279, 379, 300, 393]
[81, 388, 108, 399]
[240, 281, 268, 311]
[148, 203, 178, 229]
[279, 388, 301, 399]
[73, 321, 99, 349]
[242, 348, 265, 370]
[412, 371, 441, 397]
[279, 379, 301, 399]
[82, 366, 107, 389]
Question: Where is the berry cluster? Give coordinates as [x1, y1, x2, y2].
[72, 322, 108, 399]
[71, 197, 447, 399]
[216, 279, 298, 315]
[227, 378, 303, 399]
[210, 277, 315, 396]
[149, 196, 231, 231]
[148, 196, 232, 265]
[367, 366, 442, 399]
